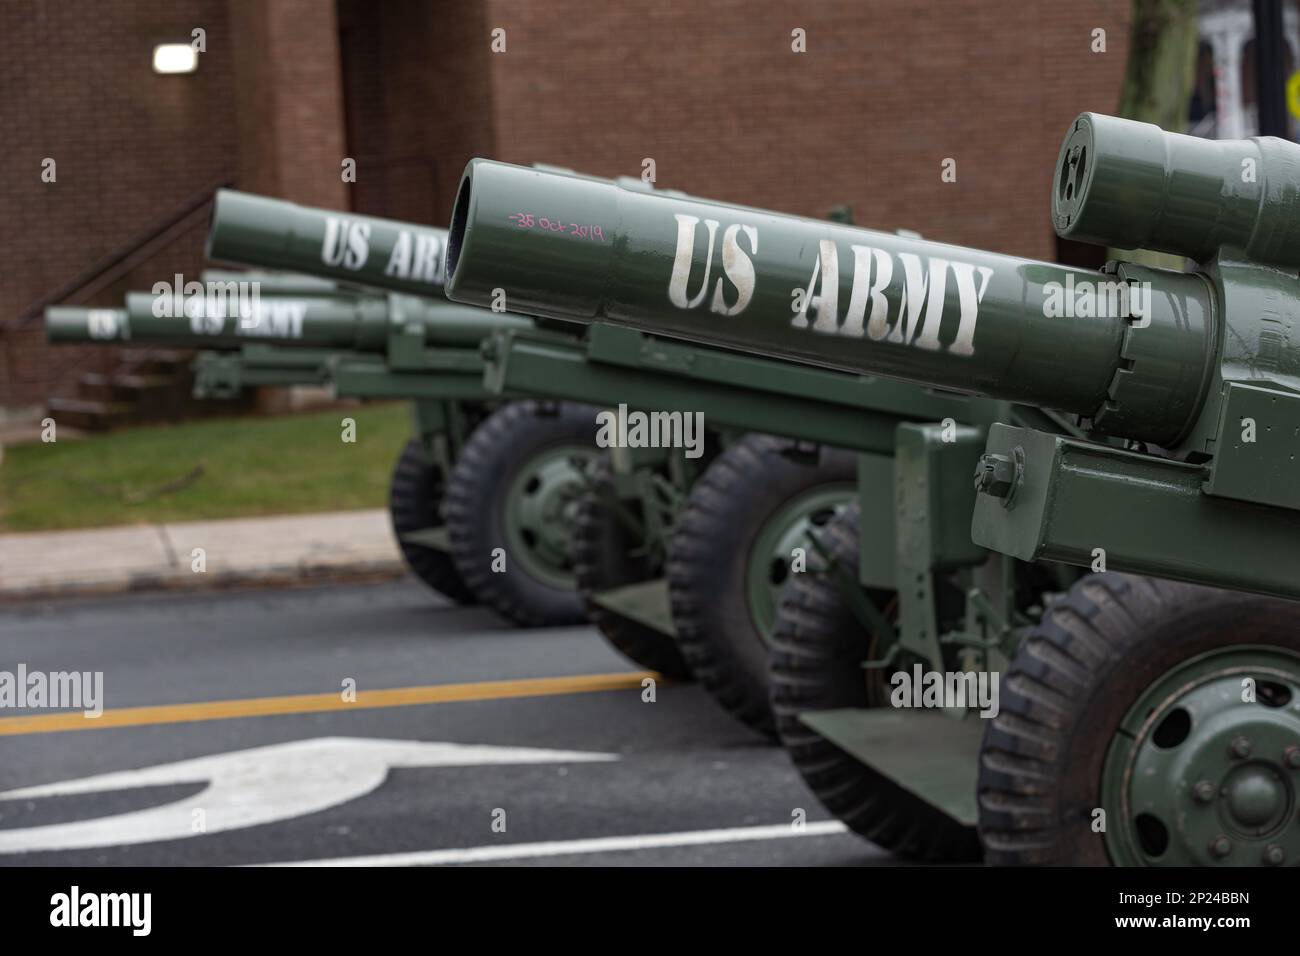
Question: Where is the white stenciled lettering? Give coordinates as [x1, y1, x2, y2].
[792, 240, 839, 332]
[383, 231, 446, 283]
[87, 310, 121, 340]
[947, 261, 992, 356]
[891, 253, 947, 350]
[385, 230, 412, 279]
[844, 245, 892, 339]
[412, 233, 444, 282]
[322, 217, 371, 270]
[240, 300, 306, 338]
[859, 249, 990, 354]
[668, 215, 718, 309]
[663, 214, 991, 354]
[710, 224, 758, 316]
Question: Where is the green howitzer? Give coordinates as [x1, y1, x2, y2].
[45, 271, 533, 404]
[43, 289, 530, 615]
[442, 139, 1300, 600]
[200, 194, 1081, 736]
[49, 288, 527, 352]
[445, 118, 1300, 869]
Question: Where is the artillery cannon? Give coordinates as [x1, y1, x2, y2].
[443, 116, 1300, 867]
[45, 284, 596, 626]
[204, 192, 1080, 739]
[479, 308, 1077, 736]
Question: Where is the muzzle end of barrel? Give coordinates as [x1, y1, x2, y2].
[445, 165, 476, 292]
[45, 306, 129, 345]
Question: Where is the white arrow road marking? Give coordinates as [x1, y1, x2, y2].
[264, 821, 851, 866]
[0, 736, 615, 854]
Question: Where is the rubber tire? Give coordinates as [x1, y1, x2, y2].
[978, 572, 1300, 866]
[770, 502, 983, 861]
[571, 459, 694, 679]
[444, 400, 599, 627]
[388, 438, 477, 605]
[669, 435, 857, 739]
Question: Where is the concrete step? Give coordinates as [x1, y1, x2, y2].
[77, 371, 175, 401]
[117, 348, 189, 373]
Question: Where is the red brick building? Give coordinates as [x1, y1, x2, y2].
[0, 0, 1135, 412]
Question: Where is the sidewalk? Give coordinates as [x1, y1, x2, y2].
[0, 509, 405, 601]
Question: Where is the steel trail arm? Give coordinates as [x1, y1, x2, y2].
[481, 321, 1071, 456]
[191, 346, 338, 399]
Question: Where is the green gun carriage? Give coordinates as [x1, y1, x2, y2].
[441, 114, 1300, 867]
[200, 195, 1081, 746]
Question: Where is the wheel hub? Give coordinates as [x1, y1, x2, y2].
[1222, 764, 1286, 832]
[1103, 647, 1300, 866]
[745, 483, 855, 642]
[505, 446, 600, 588]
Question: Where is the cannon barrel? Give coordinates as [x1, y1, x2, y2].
[204, 170, 679, 299]
[206, 190, 450, 296]
[46, 291, 529, 350]
[45, 307, 130, 344]
[199, 269, 343, 294]
[1054, 112, 1300, 267]
[444, 160, 1216, 447]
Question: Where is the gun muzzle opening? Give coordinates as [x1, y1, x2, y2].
[446, 172, 472, 284]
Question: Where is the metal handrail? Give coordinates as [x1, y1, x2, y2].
[4, 174, 234, 334]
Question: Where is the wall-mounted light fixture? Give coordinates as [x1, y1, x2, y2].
[152, 44, 198, 74]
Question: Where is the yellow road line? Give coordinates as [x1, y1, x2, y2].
[0, 671, 654, 737]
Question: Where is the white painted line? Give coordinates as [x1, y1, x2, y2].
[0, 737, 615, 854]
[262, 820, 850, 867]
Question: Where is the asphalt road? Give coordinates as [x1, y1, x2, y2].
[0, 578, 889, 866]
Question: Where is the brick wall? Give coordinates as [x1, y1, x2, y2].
[2, 0, 1133, 411]
[0, 0, 237, 408]
[227, 0, 348, 206]
[337, 0, 497, 225]
[481, 0, 1132, 259]
[0, 0, 349, 410]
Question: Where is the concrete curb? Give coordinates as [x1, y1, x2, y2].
[0, 509, 406, 602]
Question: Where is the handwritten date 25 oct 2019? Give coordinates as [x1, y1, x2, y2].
[509, 212, 606, 241]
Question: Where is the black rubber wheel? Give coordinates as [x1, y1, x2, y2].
[770, 502, 983, 861]
[444, 400, 600, 627]
[388, 438, 476, 605]
[571, 459, 694, 679]
[669, 435, 857, 739]
[978, 572, 1300, 866]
